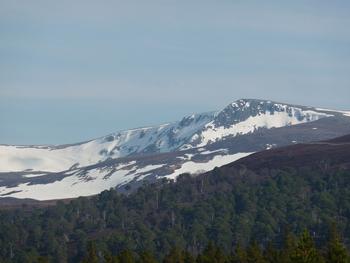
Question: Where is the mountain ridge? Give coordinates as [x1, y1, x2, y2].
[1, 98, 345, 148]
[0, 99, 350, 200]
[0, 134, 349, 262]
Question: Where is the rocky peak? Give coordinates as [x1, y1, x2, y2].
[214, 99, 275, 127]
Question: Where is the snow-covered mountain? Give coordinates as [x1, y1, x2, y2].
[1, 99, 350, 200]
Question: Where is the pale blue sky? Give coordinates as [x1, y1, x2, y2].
[1, 0, 350, 144]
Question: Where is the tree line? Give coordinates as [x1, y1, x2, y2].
[81, 227, 349, 263]
[0, 164, 349, 262]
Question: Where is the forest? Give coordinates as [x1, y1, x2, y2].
[0, 163, 349, 262]
[80, 228, 349, 263]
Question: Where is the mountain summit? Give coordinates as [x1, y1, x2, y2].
[0, 99, 349, 200]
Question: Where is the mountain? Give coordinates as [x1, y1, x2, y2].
[0, 99, 350, 200]
[229, 133, 350, 171]
[0, 134, 349, 261]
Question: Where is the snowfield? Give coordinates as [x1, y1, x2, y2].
[0, 152, 252, 200]
[196, 108, 332, 147]
[0, 99, 349, 200]
[0, 162, 165, 200]
[165, 152, 253, 180]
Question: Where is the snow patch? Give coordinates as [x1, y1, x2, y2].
[200, 149, 228, 155]
[23, 173, 47, 178]
[196, 109, 330, 147]
[0, 112, 215, 173]
[0, 162, 164, 200]
[131, 164, 165, 174]
[265, 144, 276, 150]
[165, 152, 253, 180]
[316, 108, 350, 117]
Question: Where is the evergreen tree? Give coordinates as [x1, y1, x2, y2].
[119, 250, 135, 263]
[182, 250, 196, 263]
[0, 162, 349, 261]
[279, 227, 297, 263]
[163, 247, 184, 263]
[231, 243, 247, 263]
[105, 252, 120, 263]
[291, 230, 322, 263]
[246, 240, 266, 263]
[37, 256, 50, 263]
[81, 242, 99, 263]
[138, 251, 158, 263]
[263, 241, 280, 263]
[325, 226, 349, 263]
[196, 242, 226, 263]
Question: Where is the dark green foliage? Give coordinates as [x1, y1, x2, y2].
[325, 226, 349, 263]
[163, 247, 184, 263]
[231, 243, 247, 263]
[263, 242, 279, 263]
[196, 242, 227, 263]
[82, 242, 99, 263]
[138, 251, 158, 263]
[279, 227, 297, 263]
[0, 166, 349, 262]
[291, 230, 322, 263]
[162, 247, 195, 263]
[246, 241, 266, 263]
[118, 250, 135, 263]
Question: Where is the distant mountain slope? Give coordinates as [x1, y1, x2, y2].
[0, 134, 349, 261]
[0, 99, 350, 200]
[228, 134, 350, 171]
[0, 99, 336, 173]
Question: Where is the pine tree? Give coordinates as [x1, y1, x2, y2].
[163, 247, 184, 263]
[37, 256, 50, 263]
[263, 241, 280, 263]
[138, 251, 158, 263]
[119, 250, 135, 263]
[196, 242, 226, 263]
[280, 227, 297, 263]
[231, 243, 247, 263]
[291, 230, 323, 263]
[325, 226, 349, 263]
[81, 242, 99, 263]
[182, 250, 196, 263]
[105, 252, 120, 263]
[246, 240, 266, 263]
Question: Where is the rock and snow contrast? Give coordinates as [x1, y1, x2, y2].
[1, 99, 350, 200]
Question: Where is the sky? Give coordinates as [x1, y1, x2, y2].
[1, 0, 350, 145]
